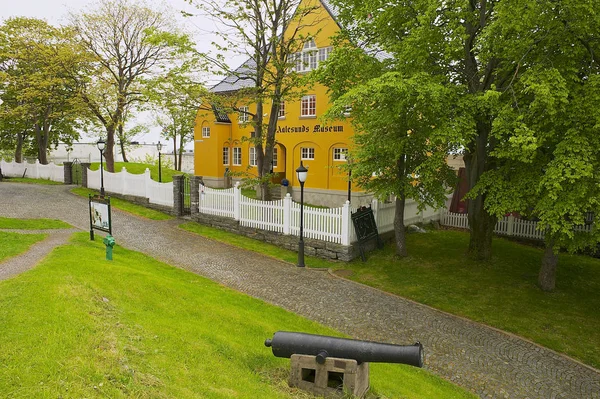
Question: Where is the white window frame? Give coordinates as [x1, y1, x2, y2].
[301, 147, 315, 160]
[291, 39, 332, 73]
[333, 148, 348, 161]
[272, 147, 278, 167]
[238, 106, 249, 124]
[233, 147, 242, 166]
[278, 101, 285, 119]
[249, 147, 257, 167]
[222, 147, 229, 166]
[301, 95, 316, 117]
[202, 126, 210, 138]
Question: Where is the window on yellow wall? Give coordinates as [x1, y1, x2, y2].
[233, 147, 242, 166]
[301, 147, 315, 160]
[333, 148, 348, 161]
[272, 147, 278, 167]
[301, 95, 316, 117]
[202, 126, 210, 138]
[238, 106, 249, 123]
[249, 147, 257, 167]
[222, 147, 229, 165]
[278, 102, 285, 118]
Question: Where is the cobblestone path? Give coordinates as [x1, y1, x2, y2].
[1, 183, 599, 399]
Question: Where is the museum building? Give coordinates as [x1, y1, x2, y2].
[193, 0, 372, 207]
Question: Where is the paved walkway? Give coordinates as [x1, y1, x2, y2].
[0, 183, 599, 399]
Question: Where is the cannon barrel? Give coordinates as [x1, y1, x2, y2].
[265, 331, 423, 367]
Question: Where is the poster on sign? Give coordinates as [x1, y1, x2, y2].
[89, 195, 112, 239]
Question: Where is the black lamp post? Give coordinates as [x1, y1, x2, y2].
[296, 161, 308, 267]
[97, 139, 105, 197]
[157, 141, 163, 182]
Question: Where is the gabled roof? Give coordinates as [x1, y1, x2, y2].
[208, 0, 389, 95]
[211, 58, 257, 94]
[212, 104, 231, 123]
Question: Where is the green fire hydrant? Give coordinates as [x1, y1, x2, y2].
[103, 235, 115, 261]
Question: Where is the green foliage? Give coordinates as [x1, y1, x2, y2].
[0, 231, 46, 262]
[0, 232, 475, 398]
[0, 17, 85, 163]
[0, 217, 71, 230]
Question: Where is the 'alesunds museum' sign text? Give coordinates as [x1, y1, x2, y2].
[277, 124, 344, 133]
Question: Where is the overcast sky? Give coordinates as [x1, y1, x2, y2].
[0, 0, 237, 148]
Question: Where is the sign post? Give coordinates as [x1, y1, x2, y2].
[351, 206, 383, 261]
[89, 194, 112, 241]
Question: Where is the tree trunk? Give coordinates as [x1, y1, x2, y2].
[463, 120, 496, 260]
[394, 155, 408, 257]
[172, 135, 178, 171]
[394, 194, 408, 257]
[15, 131, 24, 163]
[118, 124, 129, 163]
[105, 125, 115, 172]
[178, 133, 184, 172]
[34, 123, 48, 165]
[539, 239, 558, 291]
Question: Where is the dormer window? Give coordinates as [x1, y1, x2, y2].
[291, 39, 332, 73]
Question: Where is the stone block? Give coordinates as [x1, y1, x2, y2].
[289, 354, 369, 398]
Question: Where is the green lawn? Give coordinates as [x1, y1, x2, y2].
[71, 187, 173, 221]
[0, 217, 72, 230]
[0, 233, 475, 399]
[0, 231, 47, 262]
[332, 229, 600, 369]
[180, 221, 600, 370]
[89, 162, 184, 183]
[1, 177, 63, 185]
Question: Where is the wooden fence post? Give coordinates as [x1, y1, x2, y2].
[234, 182, 241, 221]
[342, 200, 351, 245]
[283, 193, 292, 235]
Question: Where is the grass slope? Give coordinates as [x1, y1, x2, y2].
[179, 221, 600, 370]
[0, 233, 475, 399]
[0, 231, 47, 262]
[71, 187, 173, 221]
[2, 177, 62, 185]
[0, 217, 71, 230]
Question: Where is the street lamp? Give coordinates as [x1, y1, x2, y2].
[296, 161, 308, 267]
[97, 139, 105, 197]
[157, 141, 163, 183]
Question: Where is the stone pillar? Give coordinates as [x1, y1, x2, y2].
[81, 163, 91, 188]
[190, 176, 202, 215]
[172, 175, 183, 216]
[63, 162, 73, 185]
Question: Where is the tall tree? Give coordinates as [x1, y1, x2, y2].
[145, 64, 207, 171]
[327, 0, 599, 261]
[69, 0, 191, 172]
[319, 45, 458, 256]
[0, 18, 84, 164]
[189, 0, 322, 199]
[469, 0, 600, 290]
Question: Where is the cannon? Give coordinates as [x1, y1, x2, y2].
[265, 331, 424, 368]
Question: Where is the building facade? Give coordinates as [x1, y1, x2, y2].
[193, 0, 373, 207]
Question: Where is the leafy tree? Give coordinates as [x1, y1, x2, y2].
[326, 0, 600, 263]
[145, 64, 206, 171]
[189, 0, 322, 199]
[0, 18, 84, 163]
[69, 0, 192, 172]
[469, 0, 600, 290]
[319, 45, 458, 256]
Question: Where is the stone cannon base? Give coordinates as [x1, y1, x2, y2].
[289, 354, 369, 398]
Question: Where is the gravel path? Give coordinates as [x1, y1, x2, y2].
[0, 183, 599, 399]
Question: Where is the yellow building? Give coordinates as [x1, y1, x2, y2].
[193, 0, 371, 207]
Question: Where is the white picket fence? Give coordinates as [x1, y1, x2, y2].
[1, 159, 64, 183]
[198, 183, 448, 245]
[441, 211, 593, 241]
[87, 167, 173, 207]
